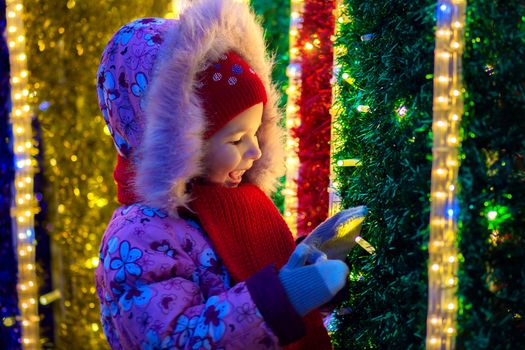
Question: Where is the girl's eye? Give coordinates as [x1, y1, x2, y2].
[230, 139, 242, 145]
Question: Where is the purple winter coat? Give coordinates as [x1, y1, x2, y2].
[95, 204, 305, 349]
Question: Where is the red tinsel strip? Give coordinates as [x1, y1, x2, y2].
[294, 0, 335, 237]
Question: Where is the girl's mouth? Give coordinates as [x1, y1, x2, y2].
[228, 170, 246, 182]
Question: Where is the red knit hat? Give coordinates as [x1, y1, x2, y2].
[197, 51, 267, 139]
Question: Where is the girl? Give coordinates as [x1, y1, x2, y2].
[95, 0, 364, 348]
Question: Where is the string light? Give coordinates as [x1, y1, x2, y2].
[426, 1, 466, 349]
[6, 0, 40, 349]
[284, 0, 304, 236]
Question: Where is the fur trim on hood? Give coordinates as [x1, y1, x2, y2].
[97, 0, 286, 217]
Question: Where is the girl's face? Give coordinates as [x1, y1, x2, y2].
[203, 103, 263, 187]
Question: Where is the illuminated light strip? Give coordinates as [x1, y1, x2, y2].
[328, 0, 343, 217]
[6, 0, 40, 349]
[426, 1, 466, 349]
[284, 0, 304, 237]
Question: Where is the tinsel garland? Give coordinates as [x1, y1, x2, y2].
[331, 0, 435, 348]
[1, 0, 22, 348]
[294, 0, 335, 237]
[457, 0, 525, 347]
[22, 1, 171, 348]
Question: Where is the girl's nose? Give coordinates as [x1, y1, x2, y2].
[246, 138, 262, 160]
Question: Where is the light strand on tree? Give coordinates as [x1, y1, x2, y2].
[6, 0, 40, 348]
[328, 0, 344, 217]
[284, 0, 304, 237]
[426, 1, 466, 349]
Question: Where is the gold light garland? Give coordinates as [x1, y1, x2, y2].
[328, 0, 343, 217]
[283, 0, 304, 237]
[6, 0, 40, 348]
[426, 1, 466, 348]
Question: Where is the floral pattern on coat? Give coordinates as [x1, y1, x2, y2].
[96, 204, 280, 350]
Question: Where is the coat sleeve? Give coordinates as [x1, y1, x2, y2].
[96, 216, 304, 350]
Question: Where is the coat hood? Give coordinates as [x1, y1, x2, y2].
[96, 0, 286, 216]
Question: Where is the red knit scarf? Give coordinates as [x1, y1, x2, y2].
[190, 182, 331, 350]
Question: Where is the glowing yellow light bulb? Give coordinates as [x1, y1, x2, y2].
[447, 303, 455, 310]
[440, 51, 451, 59]
[451, 114, 459, 121]
[18, 232, 26, 239]
[21, 70, 28, 77]
[451, 42, 460, 49]
[453, 21, 461, 28]
[437, 120, 447, 128]
[12, 77, 20, 83]
[434, 191, 446, 199]
[9, 41, 15, 48]
[430, 337, 438, 344]
[437, 96, 448, 103]
[431, 317, 439, 324]
[23, 338, 30, 344]
[452, 89, 460, 96]
[438, 76, 448, 83]
[8, 11, 15, 18]
[432, 218, 445, 226]
[447, 159, 458, 167]
[431, 263, 440, 271]
[435, 168, 446, 176]
[291, 11, 299, 19]
[448, 136, 458, 144]
[448, 256, 455, 263]
[357, 105, 370, 113]
[290, 29, 298, 36]
[8, 26, 17, 33]
[449, 184, 455, 191]
[16, 4, 23, 11]
[448, 278, 455, 285]
[305, 42, 314, 50]
[18, 53, 27, 61]
[447, 327, 454, 334]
